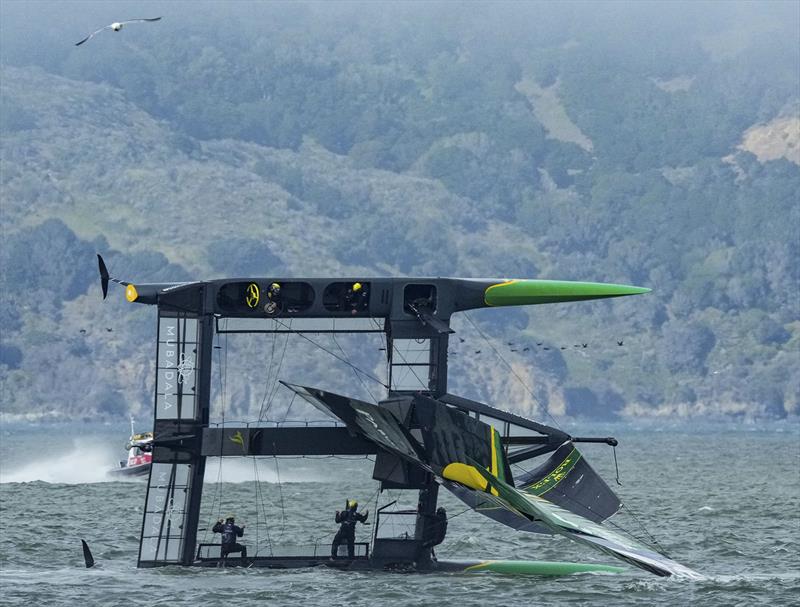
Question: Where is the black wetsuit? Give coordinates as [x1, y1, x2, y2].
[331, 507, 368, 558]
[213, 520, 247, 559]
[423, 509, 448, 559]
[431, 510, 447, 546]
[343, 286, 369, 314]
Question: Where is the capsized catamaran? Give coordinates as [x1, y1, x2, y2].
[95, 254, 701, 578]
[287, 383, 700, 578]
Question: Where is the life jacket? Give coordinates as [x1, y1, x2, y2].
[339, 509, 358, 530]
[221, 522, 237, 545]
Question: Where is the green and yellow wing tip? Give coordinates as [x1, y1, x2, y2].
[484, 279, 650, 307]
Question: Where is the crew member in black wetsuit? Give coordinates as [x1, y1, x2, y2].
[343, 282, 368, 315]
[265, 282, 282, 315]
[213, 515, 247, 562]
[423, 506, 448, 559]
[331, 499, 369, 559]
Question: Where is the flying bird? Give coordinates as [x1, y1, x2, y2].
[75, 17, 162, 46]
[617, 340, 624, 346]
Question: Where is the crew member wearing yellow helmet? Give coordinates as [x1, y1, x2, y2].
[344, 282, 368, 315]
[331, 499, 369, 559]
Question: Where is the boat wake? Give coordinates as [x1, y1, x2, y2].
[0, 444, 121, 484]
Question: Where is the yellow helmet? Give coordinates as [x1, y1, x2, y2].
[347, 499, 358, 509]
[270, 282, 280, 291]
[352, 282, 362, 292]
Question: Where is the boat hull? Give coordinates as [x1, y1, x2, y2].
[108, 462, 151, 477]
[183, 555, 624, 575]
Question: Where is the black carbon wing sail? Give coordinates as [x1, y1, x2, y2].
[515, 442, 621, 524]
[283, 383, 427, 465]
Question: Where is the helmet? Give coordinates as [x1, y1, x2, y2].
[352, 282, 362, 292]
[270, 283, 281, 292]
[348, 500, 358, 509]
[226, 515, 235, 522]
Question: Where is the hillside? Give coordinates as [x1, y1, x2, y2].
[1, 2, 798, 421]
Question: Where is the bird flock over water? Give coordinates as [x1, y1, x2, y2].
[448, 338, 626, 357]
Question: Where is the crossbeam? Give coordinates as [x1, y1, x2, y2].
[200, 426, 377, 457]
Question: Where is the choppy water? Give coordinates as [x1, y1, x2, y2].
[1, 421, 798, 606]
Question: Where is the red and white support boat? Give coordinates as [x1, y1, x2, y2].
[109, 418, 152, 477]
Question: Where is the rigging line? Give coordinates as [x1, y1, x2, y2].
[273, 450, 287, 544]
[252, 456, 260, 553]
[608, 508, 670, 556]
[331, 332, 378, 403]
[256, 326, 280, 421]
[445, 504, 484, 522]
[387, 339, 428, 391]
[251, 454, 273, 557]
[618, 499, 670, 555]
[372, 317, 391, 390]
[280, 392, 297, 424]
[260, 325, 292, 421]
[257, 321, 282, 420]
[463, 311, 563, 431]
[613, 444, 622, 486]
[608, 445, 664, 554]
[203, 324, 227, 544]
[271, 317, 389, 388]
[513, 465, 666, 556]
[259, 463, 275, 557]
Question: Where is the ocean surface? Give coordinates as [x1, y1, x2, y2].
[0, 420, 798, 606]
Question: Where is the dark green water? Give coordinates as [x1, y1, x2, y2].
[1, 422, 798, 606]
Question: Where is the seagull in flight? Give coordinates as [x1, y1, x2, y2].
[75, 17, 162, 46]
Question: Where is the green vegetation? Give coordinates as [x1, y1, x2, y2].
[0, 2, 797, 420]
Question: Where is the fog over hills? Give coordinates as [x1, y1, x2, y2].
[1, 1, 798, 421]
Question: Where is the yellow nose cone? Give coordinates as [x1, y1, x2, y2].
[126, 284, 139, 302]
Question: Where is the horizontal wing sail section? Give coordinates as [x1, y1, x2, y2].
[445, 463, 702, 579]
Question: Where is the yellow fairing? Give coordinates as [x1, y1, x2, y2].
[442, 462, 498, 496]
[126, 284, 139, 302]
